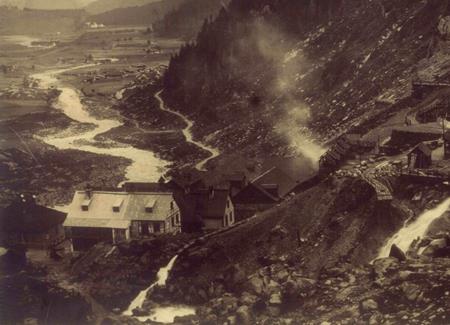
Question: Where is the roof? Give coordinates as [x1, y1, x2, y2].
[252, 167, 297, 198]
[0, 198, 66, 234]
[409, 142, 432, 156]
[65, 191, 178, 228]
[185, 189, 230, 220]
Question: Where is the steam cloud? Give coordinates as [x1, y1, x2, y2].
[250, 19, 327, 168]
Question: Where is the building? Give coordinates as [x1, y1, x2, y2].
[0, 195, 66, 249]
[185, 188, 235, 230]
[233, 167, 297, 220]
[407, 142, 432, 170]
[64, 190, 180, 251]
[444, 131, 450, 159]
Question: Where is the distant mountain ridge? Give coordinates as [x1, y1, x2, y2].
[89, 0, 186, 26]
[84, 0, 160, 15]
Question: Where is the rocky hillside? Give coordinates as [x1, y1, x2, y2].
[145, 176, 450, 324]
[162, 0, 450, 160]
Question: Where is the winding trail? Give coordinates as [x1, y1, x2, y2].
[31, 65, 169, 183]
[155, 90, 220, 171]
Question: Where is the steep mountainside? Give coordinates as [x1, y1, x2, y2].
[154, 0, 226, 40]
[162, 0, 450, 160]
[89, 0, 185, 26]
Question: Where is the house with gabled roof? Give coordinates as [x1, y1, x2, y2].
[185, 188, 235, 230]
[232, 167, 297, 221]
[64, 190, 180, 251]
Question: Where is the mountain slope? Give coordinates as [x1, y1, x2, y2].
[89, 0, 185, 26]
[154, 0, 227, 40]
[0, 6, 86, 34]
[162, 0, 450, 162]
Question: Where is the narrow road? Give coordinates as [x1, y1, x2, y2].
[154, 90, 220, 171]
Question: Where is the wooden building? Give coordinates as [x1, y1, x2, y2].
[0, 195, 66, 249]
[444, 131, 450, 159]
[407, 142, 432, 170]
[64, 190, 180, 251]
[233, 167, 297, 221]
[185, 188, 235, 230]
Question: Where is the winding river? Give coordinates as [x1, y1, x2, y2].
[155, 90, 220, 171]
[32, 65, 169, 183]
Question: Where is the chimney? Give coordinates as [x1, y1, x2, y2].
[85, 184, 92, 199]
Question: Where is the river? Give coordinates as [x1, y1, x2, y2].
[155, 90, 220, 171]
[31, 65, 169, 183]
[377, 197, 450, 258]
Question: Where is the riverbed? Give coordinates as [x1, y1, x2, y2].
[31, 65, 170, 183]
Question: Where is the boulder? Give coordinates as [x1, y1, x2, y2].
[240, 292, 258, 307]
[422, 238, 448, 257]
[389, 244, 406, 261]
[269, 293, 282, 305]
[246, 275, 264, 295]
[236, 306, 253, 325]
[360, 299, 378, 312]
[401, 282, 421, 302]
[131, 307, 148, 317]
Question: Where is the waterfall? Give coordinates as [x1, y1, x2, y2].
[123, 255, 195, 323]
[377, 197, 450, 258]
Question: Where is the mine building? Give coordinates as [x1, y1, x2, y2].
[184, 187, 235, 230]
[232, 167, 297, 221]
[444, 131, 450, 159]
[407, 142, 433, 170]
[0, 195, 66, 250]
[64, 190, 180, 251]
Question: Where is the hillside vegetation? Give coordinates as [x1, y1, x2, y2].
[162, 0, 450, 156]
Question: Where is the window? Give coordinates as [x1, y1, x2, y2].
[176, 213, 180, 224]
[171, 216, 175, 227]
[145, 199, 157, 213]
[170, 201, 174, 210]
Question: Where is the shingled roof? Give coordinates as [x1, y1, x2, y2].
[252, 167, 297, 198]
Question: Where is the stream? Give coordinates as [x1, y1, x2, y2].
[377, 197, 450, 258]
[123, 255, 195, 323]
[31, 65, 169, 183]
[155, 90, 220, 171]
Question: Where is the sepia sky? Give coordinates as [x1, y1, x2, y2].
[0, 0, 96, 9]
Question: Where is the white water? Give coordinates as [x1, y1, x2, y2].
[31, 65, 168, 183]
[377, 197, 450, 258]
[123, 255, 195, 323]
[155, 90, 220, 171]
